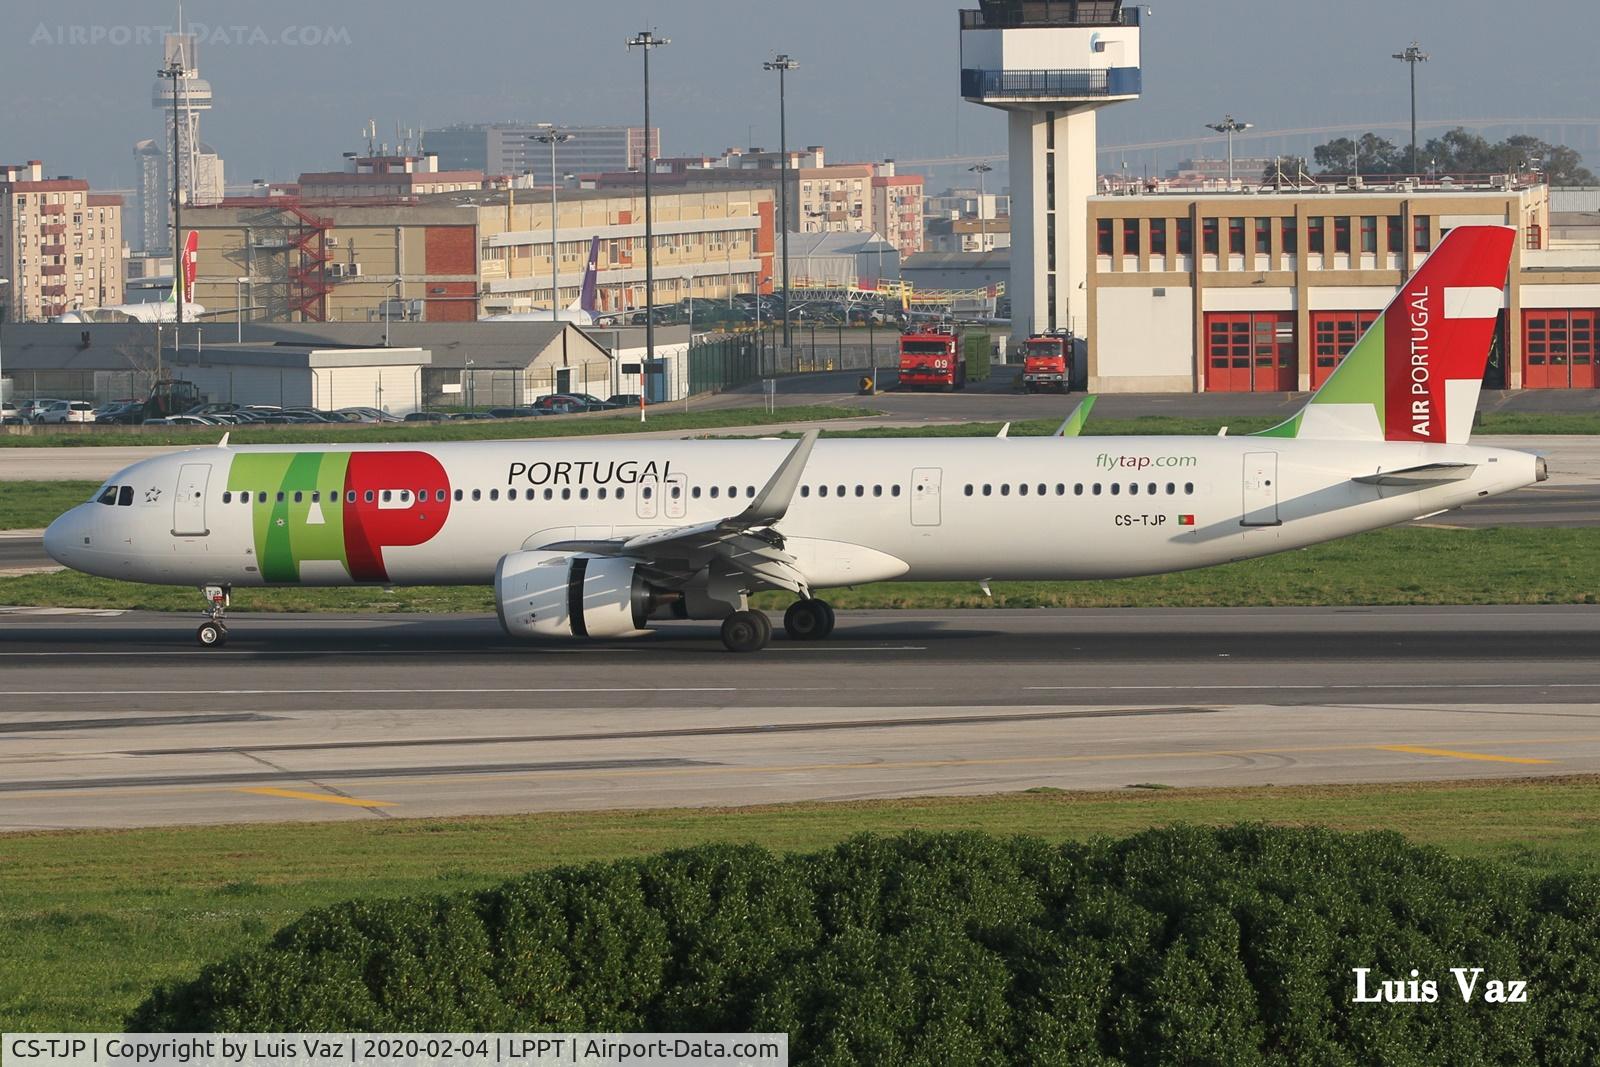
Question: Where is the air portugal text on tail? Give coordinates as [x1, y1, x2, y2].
[1259, 224, 1517, 446]
[44, 227, 1544, 652]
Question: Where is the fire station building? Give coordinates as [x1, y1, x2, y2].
[1085, 179, 1600, 393]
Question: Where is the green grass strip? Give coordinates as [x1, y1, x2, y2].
[5, 776, 1600, 1031]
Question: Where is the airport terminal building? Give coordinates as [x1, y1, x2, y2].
[1085, 178, 1600, 393]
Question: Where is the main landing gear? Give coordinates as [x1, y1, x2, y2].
[197, 584, 230, 648]
[720, 610, 771, 653]
[718, 598, 837, 652]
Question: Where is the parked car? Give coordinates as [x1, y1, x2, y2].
[143, 415, 216, 426]
[606, 393, 650, 408]
[529, 394, 584, 415]
[38, 400, 98, 424]
[450, 411, 498, 421]
[402, 410, 448, 422]
[337, 407, 403, 423]
[19, 398, 66, 422]
[488, 407, 540, 419]
[93, 401, 146, 425]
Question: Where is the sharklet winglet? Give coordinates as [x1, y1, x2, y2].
[1053, 395, 1096, 438]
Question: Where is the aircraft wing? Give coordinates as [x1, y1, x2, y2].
[543, 429, 820, 594]
[1351, 462, 1477, 488]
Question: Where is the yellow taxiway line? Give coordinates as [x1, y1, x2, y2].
[234, 786, 394, 807]
[1375, 745, 1555, 766]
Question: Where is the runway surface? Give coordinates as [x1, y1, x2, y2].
[2, 606, 1598, 831]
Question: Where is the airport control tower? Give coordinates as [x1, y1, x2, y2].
[960, 0, 1142, 338]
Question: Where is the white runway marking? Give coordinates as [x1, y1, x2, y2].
[1027, 683, 1600, 692]
[0, 645, 927, 657]
[0, 607, 126, 617]
[0, 686, 853, 697]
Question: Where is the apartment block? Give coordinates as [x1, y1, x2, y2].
[1, 161, 124, 321]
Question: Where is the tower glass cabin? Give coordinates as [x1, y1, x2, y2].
[960, 0, 1142, 339]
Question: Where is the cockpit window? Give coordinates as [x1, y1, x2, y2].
[96, 485, 118, 505]
[118, 485, 134, 506]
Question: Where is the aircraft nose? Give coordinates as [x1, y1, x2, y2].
[42, 508, 82, 566]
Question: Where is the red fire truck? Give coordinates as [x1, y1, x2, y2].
[1021, 332, 1073, 393]
[897, 325, 966, 391]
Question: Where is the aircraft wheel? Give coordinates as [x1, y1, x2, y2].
[784, 598, 835, 641]
[721, 610, 771, 653]
[197, 621, 227, 648]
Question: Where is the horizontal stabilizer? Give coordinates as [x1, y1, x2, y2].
[1352, 462, 1477, 487]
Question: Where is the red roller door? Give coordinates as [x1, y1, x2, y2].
[1309, 311, 1380, 388]
[1525, 310, 1598, 389]
[1205, 312, 1295, 392]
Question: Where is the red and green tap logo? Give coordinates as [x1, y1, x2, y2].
[227, 451, 452, 582]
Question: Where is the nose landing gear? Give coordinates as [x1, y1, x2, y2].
[783, 598, 836, 641]
[197, 584, 231, 648]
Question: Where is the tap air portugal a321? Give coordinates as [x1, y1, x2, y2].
[54, 230, 205, 324]
[45, 226, 1543, 652]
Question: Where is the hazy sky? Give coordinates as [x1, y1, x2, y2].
[6, 0, 1597, 190]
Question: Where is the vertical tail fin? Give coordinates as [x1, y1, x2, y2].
[169, 230, 199, 304]
[568, 236, 601, 314]
[1254, 224, 1515, 445]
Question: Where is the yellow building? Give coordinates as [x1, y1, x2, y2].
[1082, 180, 1590, 392]
[185, 188, 772, 324]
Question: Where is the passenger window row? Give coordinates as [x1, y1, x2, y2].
[799, 484, 903, 499]
[963, 481, 1196, 498]
[220, 486, 649, 505]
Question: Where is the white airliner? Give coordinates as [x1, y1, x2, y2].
[55, 231, 205, 324]
[481, 236, 603, 324]
[44, 226, 1542, 652]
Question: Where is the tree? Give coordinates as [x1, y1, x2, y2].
[1312, 134, 1402, 177]
[1311, 128, 1594, 184]
[1261, 156, 1310, 187]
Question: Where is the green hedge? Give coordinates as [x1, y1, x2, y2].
[130, 827, 1600, 1063]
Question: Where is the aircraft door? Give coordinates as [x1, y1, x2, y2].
[1241, 452, 1280, 526]
[664, 473, 688, 519]
[911, 467, 942, 526]
[173, 463, 211, 536]
[636, 477, 660, 519]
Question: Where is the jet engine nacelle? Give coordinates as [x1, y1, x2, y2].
[494, 550, 656, 639]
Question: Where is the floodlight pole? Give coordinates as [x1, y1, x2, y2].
[628, 30, 669, 369]
[161, 57, 185, 334]
[534, 127, 575, 315]
[764, 54, 799, 355]
[1204, 115, 1252, 183]
[1392, 43, 1429, 175]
